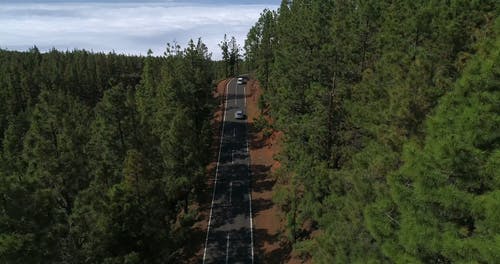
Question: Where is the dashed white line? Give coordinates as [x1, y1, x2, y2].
[229, 181, 232, 204]
[226, 233, 230, 264]
[203, 77, 254, 263]
[203, 78, 232, 264]
[244, 79, 255, 264]
[246, 139, 254, 263]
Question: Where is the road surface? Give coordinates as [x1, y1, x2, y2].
[203, 78, 254, 263]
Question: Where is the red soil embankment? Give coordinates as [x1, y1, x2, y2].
[245, 79, 289, 263]
[246, 79, 311, 264]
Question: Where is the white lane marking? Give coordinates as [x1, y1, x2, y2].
[229, 181, 232, 204]
[244, 84, 247, 106]
[233, 128, 236, 137]
[203, 78, 232, 264]
[226, 233, 230, 264]
[232, 150, 234, 164]
[243, 77, 254, 263]
[246, 139, 254, 263]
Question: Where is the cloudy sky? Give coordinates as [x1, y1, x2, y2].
[0, 0, 280, 59]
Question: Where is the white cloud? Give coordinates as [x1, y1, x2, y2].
[0, 1, 278, 59]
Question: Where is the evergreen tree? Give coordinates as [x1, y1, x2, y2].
[0, 90, 91, 263]
[381, 22, 500, 262]
[245, 0, 498, 262]
[0, 42, 214, 262]
[87, 84, 140, 188]
[219, 34, 230, 77]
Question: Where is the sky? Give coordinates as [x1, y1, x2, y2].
[0, 0, 280, 59]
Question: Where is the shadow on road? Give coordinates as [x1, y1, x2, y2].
[247, 116, 295, 263]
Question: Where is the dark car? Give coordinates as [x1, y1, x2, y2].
[234, 110, 245, 119]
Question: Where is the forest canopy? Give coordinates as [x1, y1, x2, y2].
[245, 0, 499, 262]
[0, 0, 498, 262]
[0, 39, 216, 263]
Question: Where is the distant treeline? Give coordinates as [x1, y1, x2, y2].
[0, 39, 215, 263]
[245, 0, 499, 262]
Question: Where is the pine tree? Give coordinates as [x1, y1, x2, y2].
[0, 89, 91, 262]
[219, 34, 230, 77]
[87, 84, 140, 188]
[245, 0, 498, 262]
[385, 22, 500, 262]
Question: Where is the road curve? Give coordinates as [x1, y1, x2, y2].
[203, 78, 254, 264]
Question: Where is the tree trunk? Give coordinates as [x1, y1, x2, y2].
[184, 191, 189, 214]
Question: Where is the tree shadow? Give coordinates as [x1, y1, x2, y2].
[180, 225, 206, 264]
[252, 197, 274, 212]
[251, 164, 274, 193]
[253, 228, 294, 263]
[248, 129, 268, 149]
[247, 136, 293, 262]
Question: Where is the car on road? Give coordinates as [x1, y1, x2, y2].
[237, 77, 247, 85]
[234, 110, 245, 119]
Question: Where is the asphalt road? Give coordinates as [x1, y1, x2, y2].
[203, 78, 254, 264]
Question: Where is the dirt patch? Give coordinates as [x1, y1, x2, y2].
[246, 79, 303, 263]
[184, 79, 228, 263]
[246, 79, 311, 264]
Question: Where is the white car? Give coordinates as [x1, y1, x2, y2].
[234, 110, 245, 119]
[237, 77, 246, 85]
